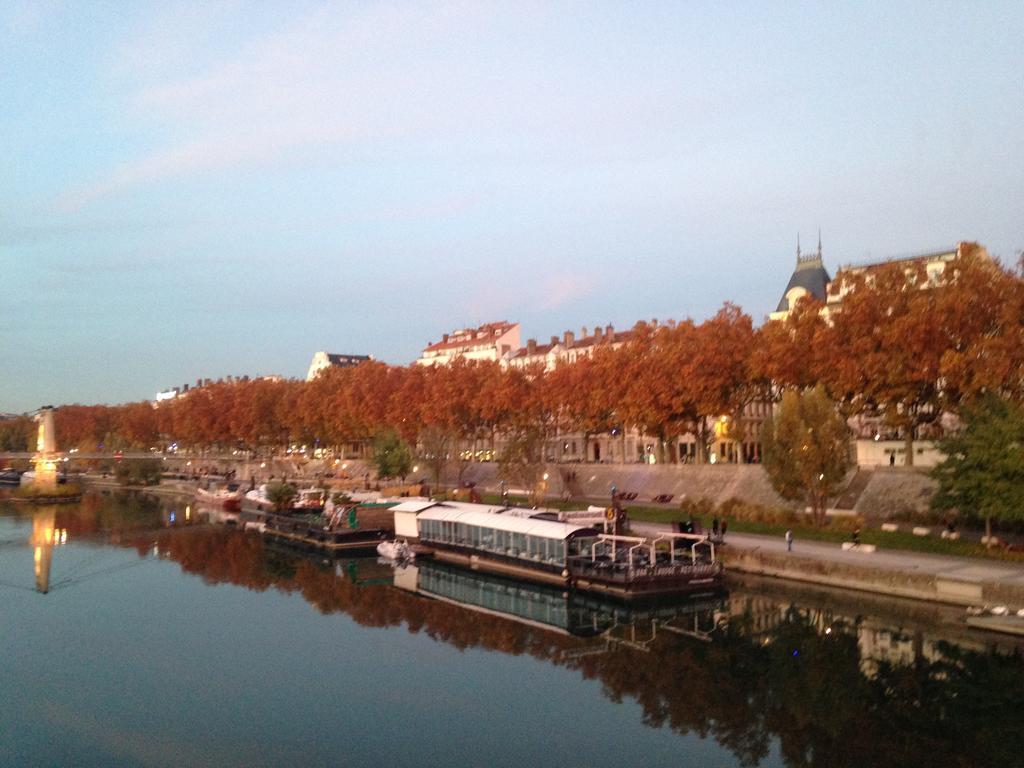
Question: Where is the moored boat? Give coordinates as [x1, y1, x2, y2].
[0, 468, 22, 486]
[393, 501, 724, 600]
[377, 539, 415, 561]
[244, 484, 324, 512]
[195, 485, 243, 511]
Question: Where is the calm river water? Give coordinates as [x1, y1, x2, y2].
[2, 492, 1022, 768]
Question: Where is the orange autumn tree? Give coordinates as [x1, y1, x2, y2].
[935, 247, 1024, 411]
[227, 378, 291, 450]
[824, 261, 947, 465]
[55, 405, 118, 451]
[624, 305, 756, 464]
[621, 319, 699, 463]
[689, 304, 757, 462]
[549, 344, 627, 462]
[751, 296, 830, 395]
[116, 401, 160, 448]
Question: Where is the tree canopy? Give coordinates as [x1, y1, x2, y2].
[931, 395, 1024, 533]
[761, 386, 852, 526]
[15, 245, 1022, 472]
[371, 429, 413, 480]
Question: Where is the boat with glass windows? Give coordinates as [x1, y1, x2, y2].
[394, 501, 724, 600]
[393, 558, 726, 639]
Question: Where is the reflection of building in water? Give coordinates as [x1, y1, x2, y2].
[856, 626, 948, 678]
[29, 507, 68, 594]
[727, 590, 971, 678]
[726, 593, 786, 636]
[395, 559, 724, 646]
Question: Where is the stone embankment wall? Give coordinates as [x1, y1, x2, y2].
[460, 462, 791, 508]
[150, 456, 941, 519]
[461, 462, 940, 518]
[854, 469, 937, 519]
[722, 547, 1024, 607]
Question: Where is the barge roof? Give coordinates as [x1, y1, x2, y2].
[418, 505, 598, 540]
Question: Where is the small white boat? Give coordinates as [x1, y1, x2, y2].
[244, 484, 324, 511]
[377, 539, 415, 561]
[293, 487, 326, 511]
[195, 486, 243, 511]
[245, 484, 273, 508]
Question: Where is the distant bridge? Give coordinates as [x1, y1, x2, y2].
[0, 452, 255, 462]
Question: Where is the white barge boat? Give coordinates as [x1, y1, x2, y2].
[391, 501, 724, 600]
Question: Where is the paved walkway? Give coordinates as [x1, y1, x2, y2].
[630, 521, 1024, 589]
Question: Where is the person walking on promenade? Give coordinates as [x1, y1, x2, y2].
[712, 517, 720, 538]
[852, 527, 861, 548]
[785, 529, 793, 552]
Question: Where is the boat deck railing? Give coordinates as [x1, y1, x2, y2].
[567, 556, 723, 584]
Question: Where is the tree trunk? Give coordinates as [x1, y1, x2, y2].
[904, 432, 914, 467]
[621, 430, 627, 465]
[985, 515, 992, 546]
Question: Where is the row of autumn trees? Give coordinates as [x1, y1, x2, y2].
[4, 245, 1021, 467]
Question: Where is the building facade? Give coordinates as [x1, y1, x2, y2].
[306, 352, 373, 381]
[503, 324, 631, 372]
[769, 239, 989, 466]
[771, 239, 986, 322]
[416, 322, 521, 367]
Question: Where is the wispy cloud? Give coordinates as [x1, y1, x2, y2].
[536, 272, 600, 311]
[461, 268, 601, 321]
[53, 1, 681, 213]
[56, 3, 491, 210]
[0, 219, 174, 248]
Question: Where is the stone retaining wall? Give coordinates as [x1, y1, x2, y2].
[722, 547, 1024, 607]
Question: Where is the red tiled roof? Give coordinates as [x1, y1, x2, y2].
[423, 321, 517, 353]
[508, 343, 557, 360]
[573, 330, 633, 348]
[509, 329, 634, 360]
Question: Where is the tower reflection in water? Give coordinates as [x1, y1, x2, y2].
[29, 506, 67, 594]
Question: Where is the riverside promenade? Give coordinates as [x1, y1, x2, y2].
[632, 521, 1024, 609]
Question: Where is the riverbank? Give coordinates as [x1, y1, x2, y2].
[632, 520, 1024, 610]
[78, 475, 196, 499]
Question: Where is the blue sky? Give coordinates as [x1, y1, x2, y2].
[2, 1, 1022, 412]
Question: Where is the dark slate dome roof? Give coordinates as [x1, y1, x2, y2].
[775, 258, 831, 313]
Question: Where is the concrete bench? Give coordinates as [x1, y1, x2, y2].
[880, 523, 899, 532]
[940, 530, 960, 540]
[912, 526, 931, 537]
[841, 542, 877, 553]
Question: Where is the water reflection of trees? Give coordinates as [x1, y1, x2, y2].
[66, 509, 1024, 768]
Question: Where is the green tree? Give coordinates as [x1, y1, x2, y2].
[761, 386, 852, 526]
[266, 481, 297, 512]
[372, 429, 412, 481]
[931, 395, 1024, 542]
[113, 458, 163, 486]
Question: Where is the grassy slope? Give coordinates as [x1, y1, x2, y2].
[625, 504, 1024, 562]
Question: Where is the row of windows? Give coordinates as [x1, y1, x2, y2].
[419, 519, 593, 566]
[420, 569, 570, 627]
